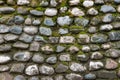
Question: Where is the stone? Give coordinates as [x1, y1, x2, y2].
[78, 34, 90, 44]
[25, 65, 39, 76]
[84, 73, 96, 80]
[69, 0, 80, 6]
[41, 77, 53, 80]
[14, 75, 26, 80]
[97, 71, 117, 79]
[28, 77, 39, 80]
[90, 16, 102, 25]
[10, 63, 25, 73]
[13, 41, 29, 49]
[57, 16, 72, 26]
[13, 51, 32, 62]
[105, 59, 118, 69]
[59, 28, 68, 35]
[88, 26, 97, 33]
[100, 5, 116, 13]
[59, 36, 75, 43]
[30, 42, 40, 51]
[4, 34, 18, 41]
[0, 73, 13, 80]
[59, 54, 71, 61]
[45, 8, 57, 16]
[102, 14, 113, 23]
[112, 22, 120, 29]
[0, 25, 9, 33]
[95, 0, 104, 4]
[32, 19, 41, 26]
[77, 54, 89, 62]
[68, 46, 79, 53]
[7, 0, 15, 5]
[34, 35, 46, 42]
[114, 0, 120, 3]
[105, 49, 120, 58]
[40, 0, 49, 7]
[46, 56, 57, 64]
[75, 17, 89, 27]
[70, 62, 86, 72]
[60, 7, 68, 13]
[91, 34, 108, 43]
[39, 27, 52, 36]
[54, 75, 65, 80]
[90, 44, 100, 51]
[32, 53, 44, 63]
[10, 26, 22, 34]
[0, 44, 11, 52]
[109, 31, 120, 41]
[30, 10, 43, 16]
[50, 0, 57, 7]
[81, 45, 90, 52]
[0, 65, 9, 72]
[117, 5, 120, 13]
[91, 52, 103, 60]
[39, 65, 54, 75]
[70, 7, 85, 16]
[19, 33, 33, 43]
[41, 45, 53, 53]
[87, 8, 98, 15]
[14, 15, 24, 24]
[89, 61, 104, 70]
[17, 7, 29, 15]
[66, 73, 83, 80]
[56, 45, 65, 53]
[25, 17, 32, 25]
[100, 24, 113, 31]
[0, 7, 15, 13]
[101, 43, 111, 49]
[83, 1, 94, 8]
[55, 64, 68, 73]
[49, 37, 59, 43]
[17, 0, 30, 5]
[0, 55, 11, 64]
[24, 26, 38, 35]
[117, 69, 120, 78]
[0, 35, 4, 44]
[44, 17, 55, 26]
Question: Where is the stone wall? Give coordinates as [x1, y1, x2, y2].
[0, 0, 120, 80]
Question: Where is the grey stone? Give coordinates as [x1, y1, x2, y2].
[60, 7, 68, 13]
[14, 15, 24, 24]
[39, 65, 54, 75]
[68, 46, 79, 53]
[24, 26, 38, 35]
[46, 56, 57, 64]
[10, 26, 22, 34]
[0, 55, 11, 64]
[75, 17, 89, 27]
[54, 75, 65, 80]
[14, 75, 26, 80]
[17, 7, 29, 15]
[57, 16, 72, 26]
[88, 26, 97, 33]
[32, 53, 44, 63]
[25, 17, 32, 25]
[87, 8, 98, 15]
[0, 44, 11, 52]
[49, 37, 59, 43]
[81, 45, 90, 52]
[70, 62, 86, 72]
[90, 16, 102, 25]
[55, 64, 68, 73]
[83, 0, 94, 8]
[100, 24, 113, 31]
[95, 0, 104, 4]
[41, 77, 53, 80]
[69, 0, 80, 6]
[17, 0, 30, 5]
[114, 0, 120, 3]
[66, 73, 83, 80]
[25, 65, 39, 76]
[59, 36, 75, 43]
[0, 7, 15, 13]
[4, 34, 18, 41]
[0, 25, 9, 33]
[91, 52, 103, 60]
[32, 19, 41, 26]
[112, 22, 120, 29]
[10, 63, 25, 73]
[13, 41, 29, 49]
[105, 59, 118, 69]
[0, 65, 9, 72]
[39, 27, 52, 36]
[13, 51, 32, 62]
[0, 73, 13, 80]
[30, 42, 40, 51]
[28, 77, 39, 80]
[77, 54, 89, 62]
[84, 73, 96, 80]
[40, 0, 49, 7]
[30, 10, 43, 16]
[0, 35, 4, 44]
[59, 54, 71, 61]
[90, 44, 100, 51]
[44, 17, 55, 26]
[59, 28, 68, 35]
[78, 34, 90, 44]
[109, 31, 120, 41]
[45, 8, 57, 16]
[19, 33, 33, 43]
[34, 35, 46, 42]
[100, 5, 116, 13]
[102, 14, 113, 23]
[56, 45, 65, 53]
[41, 45, 53, 53]
[50, 0, 57, 7]
[91, 34, 108, 43]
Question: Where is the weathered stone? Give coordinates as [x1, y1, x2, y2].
[50, 0, 57, 7]
[0, 65, 9, 72]
[41, 45, 53, 53]
[88, 26, 97, 33]
[32, 19, 41, 26]
[0, 73, 13, 80]
[87, 8, 98, 15]
[91, 34, 108, 43]
[25, 18, 32, 25]
[68, 46, 79, 53]
[109, 31, 120, 41]
[7, 0, 15, 5]
[30, 42, 40, 51]
[78, 34, 90, 44]
[83, 0, 94, 8]
[100, 5, 116, 13]
[14, 15, 24, 24]
[55, 64, 68, 73]
[69, 0, 80, 6]
[60, 7, 68, 13]
[81, 45, 90, 52]
[0, 44, 11, 52]
[39, 65, 54, 75]
[66, 73, 83, 80]
[17, 0, 30, 5]
[34, 35, 46, 42]
[41, 77, 53, 80]
[13, 41, 29, 49]
[45, 8, 57, 16]
[39, 27, 52, 36]
[114, 0, 120, 3]
[57, 16, 72, 26]
[70, 62, 86, 72]
[0, 7, 15, 13]
[91, 52, 103, 60]
[59, 54, 71, 61]
[112, 22, 120, 29]
[77, 54, 89, 62]
[30, 10, 43, 16]
[0, 55, 11, 64]
[59, 36, 75, 43]
[10, 26, 22, 34]
[90, 44, 100, 51]
[17, 7, 29, 15]
[84, 73, 96, 80]
[28, 76, 39, 80]
[32, 53, 44, 63]
[49, 37, 59, 43]
[14, 75, 26, 80]
[59, 28, 68, 35]
[56, 45, 65, 53]
[102, 14, 113, 23]
[95, 0, 104, 4]
[10, 63, 25, 73]
[101, 43, 111, 49]
[0, 35, 4, 44]
[13, 51, 32, 62]
[54, 75, 65, 80]
[25, 65, 39, 76]
[40, 0, 49, 7]
[4, 34, 18, 41]
[46, 56, 57, 64]
[44, 17, 55, 26]
[0, 25, 9, 33]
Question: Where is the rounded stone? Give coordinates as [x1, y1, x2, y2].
[14, 16, 24, 24]
[43, 17, 55, 26]
[17, 0, 30, 5]
[30, 10, 43, 16]
[83, 1, 94, 8]
[0, 55, 11, 64]
[100, 5, 116, 13]
[10, 26, 22, 35]
[91, 52, 103, 60]
[0, 7, 15, 13]
[32, 19, 41, 26]
[105, 59, 118, 69]
[39, 27, 52, 36]
[28, 77, 39, 80]
[55, 64, 68, 73]
[69, 0, 80, 6]
[66, 73, 83, 80]
[84, 73, 96, 80]
[32, 54, 44, 63]
[46, 56, 57, 64]
[14, 75, 26, 80]
[87, 8, 98, 15]
[24, 26, 38, 35]
[45, 8, 57, 16]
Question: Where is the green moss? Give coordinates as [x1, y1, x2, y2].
[36, 7, 46, 11]
[52, 31, 60, 37]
